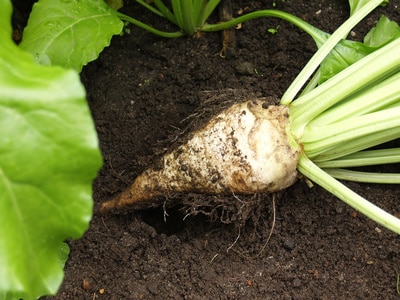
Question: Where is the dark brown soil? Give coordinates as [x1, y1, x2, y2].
[42, 1, 400, 299]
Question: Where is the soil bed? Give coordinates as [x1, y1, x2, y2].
[43, 1, 399, 299]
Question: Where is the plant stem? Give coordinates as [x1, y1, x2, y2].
[171, 0, 190, 34]
[115, 11, 184, 38]
[316, 148, 400, 168]
[119, 7, 329, 41]
[302, 106, 400, 156]
[397, 273, 400, 295]
[153, 0, 178, 24]
[281, 0, 385, 104]
[308, 71, 400, 127]
[202, 10, 328, 46]
[297, 153, 400, 235]
[310, 128, 400, 162]
[323, 169, 400, 184]
[136, 0, 165, 18]
[288, 37, 400, 138]
[198, 0, 222, 27]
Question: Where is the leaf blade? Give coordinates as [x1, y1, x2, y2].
[19, 0, 123, 72]
[0, 0, 102, 298]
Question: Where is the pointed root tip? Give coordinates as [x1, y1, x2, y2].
[99, 189, 157, 213]
[99, 196, 121, 213]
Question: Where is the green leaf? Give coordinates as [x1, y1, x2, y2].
[19, 0, 123, 72]
[319, 16, 400, 83]
[319, 39, 373, 83]
[364, 15, 400, 48]
[0, 0, 102, 298]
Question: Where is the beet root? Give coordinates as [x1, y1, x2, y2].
[101, 99, 300, 211]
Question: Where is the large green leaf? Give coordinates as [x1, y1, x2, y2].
[19, 0, 123, 72]
[0, 0, 102, 298]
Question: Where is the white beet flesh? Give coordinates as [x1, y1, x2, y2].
[101, 99, 300, 211]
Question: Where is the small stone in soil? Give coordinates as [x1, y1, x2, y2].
[293, 278, 302, 288]
[282, 237, 296, 251]
[82, 279, 91, 290]
[235, 62, 256, 75]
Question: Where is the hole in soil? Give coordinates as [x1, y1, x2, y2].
[141, 206, 186, 235]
